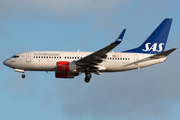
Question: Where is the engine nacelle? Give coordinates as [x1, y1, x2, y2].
[55, 71, 75, 78]
[55, 61, 78, 78]
[56, 61, 76, 72]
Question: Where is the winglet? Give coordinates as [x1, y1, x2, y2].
[112, 29, 126, 44]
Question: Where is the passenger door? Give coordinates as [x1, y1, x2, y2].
[26, 53, 31, 62]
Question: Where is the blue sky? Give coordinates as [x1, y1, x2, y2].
[0, 0, 180, 120]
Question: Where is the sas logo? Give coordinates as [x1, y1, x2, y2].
[142, 43, 165, 52]
[117, 39, 122, 41]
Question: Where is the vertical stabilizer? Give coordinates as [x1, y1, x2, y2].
[123, 18, 172, 54]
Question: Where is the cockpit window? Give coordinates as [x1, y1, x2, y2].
[12, 55, 19, 58]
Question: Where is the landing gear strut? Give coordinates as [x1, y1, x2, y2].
[22, 74, 25, 78]
[15, 69, 25, 79]
[85, 71, 92, 83]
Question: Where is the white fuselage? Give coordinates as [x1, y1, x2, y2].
[4, 51, 166, 73]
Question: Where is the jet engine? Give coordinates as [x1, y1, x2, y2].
[55, 61, 78, 78]
[55, 71, 75, 78]
[56, 61, 76, 72]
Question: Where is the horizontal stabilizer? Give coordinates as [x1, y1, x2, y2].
[123, 48, 177, 67]
[150, 48, 177, 59]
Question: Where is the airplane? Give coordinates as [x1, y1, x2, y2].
[3, 18, 177, 83]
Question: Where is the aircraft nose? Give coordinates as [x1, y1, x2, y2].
[3, 59, 9, 66]
[3, 60, 7, 66]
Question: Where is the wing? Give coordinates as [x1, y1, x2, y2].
[76, 29, 126, 66]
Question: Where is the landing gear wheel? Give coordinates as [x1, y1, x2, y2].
[22, 74, 25, 78]
[85, 77, 90, 83]
[84, 72, 92, 83]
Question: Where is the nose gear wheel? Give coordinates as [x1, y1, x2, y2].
[22, 74, 25, 78]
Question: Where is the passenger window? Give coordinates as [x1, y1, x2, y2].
[67, 57, 69, 59]
[41, 56, 43, 58]
[75, 57, 76, 59]
[65, 57, 66, 59]
[72, 57, 74, 59]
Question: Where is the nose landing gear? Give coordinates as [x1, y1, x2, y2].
[15, 69, 25, 79]
[22, 74, 25, 78]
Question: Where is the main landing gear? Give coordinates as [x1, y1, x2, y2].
[85, 71, 92, 83]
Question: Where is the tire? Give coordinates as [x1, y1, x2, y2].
[85, 77, 90, 83]
[22, 74, 25, 78]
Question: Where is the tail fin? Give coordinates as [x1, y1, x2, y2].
[123, 18, 172, 54]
